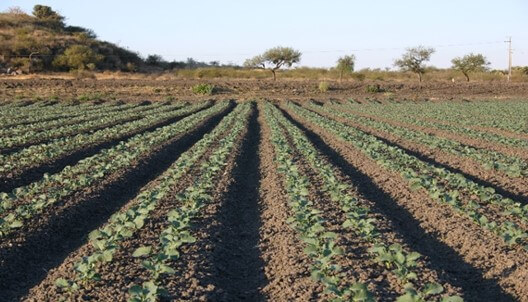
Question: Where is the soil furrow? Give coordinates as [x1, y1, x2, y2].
[0, 103, 233, 301]
[257, 102, 321, 301]
[275, 109, 463, 299]
[22, 105, 240, 301]
[280, 104, 525, 302]
[198, 104, 268, 301]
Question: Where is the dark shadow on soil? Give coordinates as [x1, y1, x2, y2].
[279, 106, 515, 302]
[0, 102, 233, 302]
[204, 104, 267, 301]
[0, 103, 213, 193]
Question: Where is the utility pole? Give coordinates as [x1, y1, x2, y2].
[505, 37, 512, 82]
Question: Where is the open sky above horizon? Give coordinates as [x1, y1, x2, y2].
[2, 0, 527, 70]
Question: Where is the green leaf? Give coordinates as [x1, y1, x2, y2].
[9, 220, 23, 228]
[423, 282, 444, 296]
[128, 284, 144, 295]
[132, 246, 152, 257]
[396, 293, 416, 302]
[441, 296, 464, 302]
[321, 231, 338, 239]
[55, 278, 69, 288]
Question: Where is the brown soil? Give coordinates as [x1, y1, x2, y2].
[257, 102, 321, 301]
[0, 105, 232, 301]
[2, 78, 528, 102]
[276, 111, 463, 299]
[281, 103, 528, 302]
[23, 104, 260, 302]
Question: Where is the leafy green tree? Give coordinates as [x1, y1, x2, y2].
[394, 46, 435, 82]
[53, 45, 103, 71]
[32, 5, 64, 29]
[145, 54, 165, 66]
[32, 5, 64, 21]
[336, 54, 355, 81]
[244, 46, 301, 80]
[451, 53, 490, 82]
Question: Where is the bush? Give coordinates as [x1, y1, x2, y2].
[318, 81, 330, 92]
[365, 84, 385, 93]
[53, 45, 103, 71]
[191, 83, 215, 95]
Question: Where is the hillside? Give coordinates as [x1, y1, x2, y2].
[0, 5, 143, 74]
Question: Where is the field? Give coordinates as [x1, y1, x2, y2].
[1, 94, 528, 302]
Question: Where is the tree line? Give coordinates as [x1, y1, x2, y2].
[244, 46, 506, 82]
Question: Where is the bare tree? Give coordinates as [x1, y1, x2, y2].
[336, 55, 356, 82]
[451, 53, 490, 82]
[394, 46, 435, 82]
[244, 46, 301, 80]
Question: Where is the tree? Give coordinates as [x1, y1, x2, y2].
[244, 46, 301, 80]
[394, 46, 435, 82]
[336, 55, 356, 82]
[145, 54, 164, 66]
[5, 6, 27, 15]
[32, 5, 64, 29]
[32, 5, 64, 21]
[451, 53, 490, 82]
[52, 45, 103, 71]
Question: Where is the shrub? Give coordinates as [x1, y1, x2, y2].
[318, 81, 330, 92]
[191, 83, 215, 95]
[53, 45, 103, 71]
[365, 84, 385, 93]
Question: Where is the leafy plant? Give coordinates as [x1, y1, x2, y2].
[191, 83, 215, 95]
[319, 81, 330, 92]
[365, 84, 385, 93]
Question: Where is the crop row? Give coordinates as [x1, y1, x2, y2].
[0, 101, 230, 237]
[0, 101, 126, 129]
[264, 102, 372, 301]
[0, 102, 164, 140]
[346, 100, 528, 134]
[287, 102, 528, 249]
[126, 102, 252, 301]
[266, 102, 460, 302]
[0, 102, 210, 179]
[340, 102, 528, 148]
[0, 103, 184, 150]
[308, 102, 528, 178]
[54, 102, 252, 300]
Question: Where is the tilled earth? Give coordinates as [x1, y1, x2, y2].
[1, 96, 527, 301]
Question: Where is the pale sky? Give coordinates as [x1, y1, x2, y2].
[2, 0, 527, 70]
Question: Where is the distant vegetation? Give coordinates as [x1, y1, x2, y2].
[0, 5, 234, 74]
[394, 46, 435, 82]
[1, 5, 527, 82]
[244, 46, 302, 81]
[451, 53, 490, 82]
